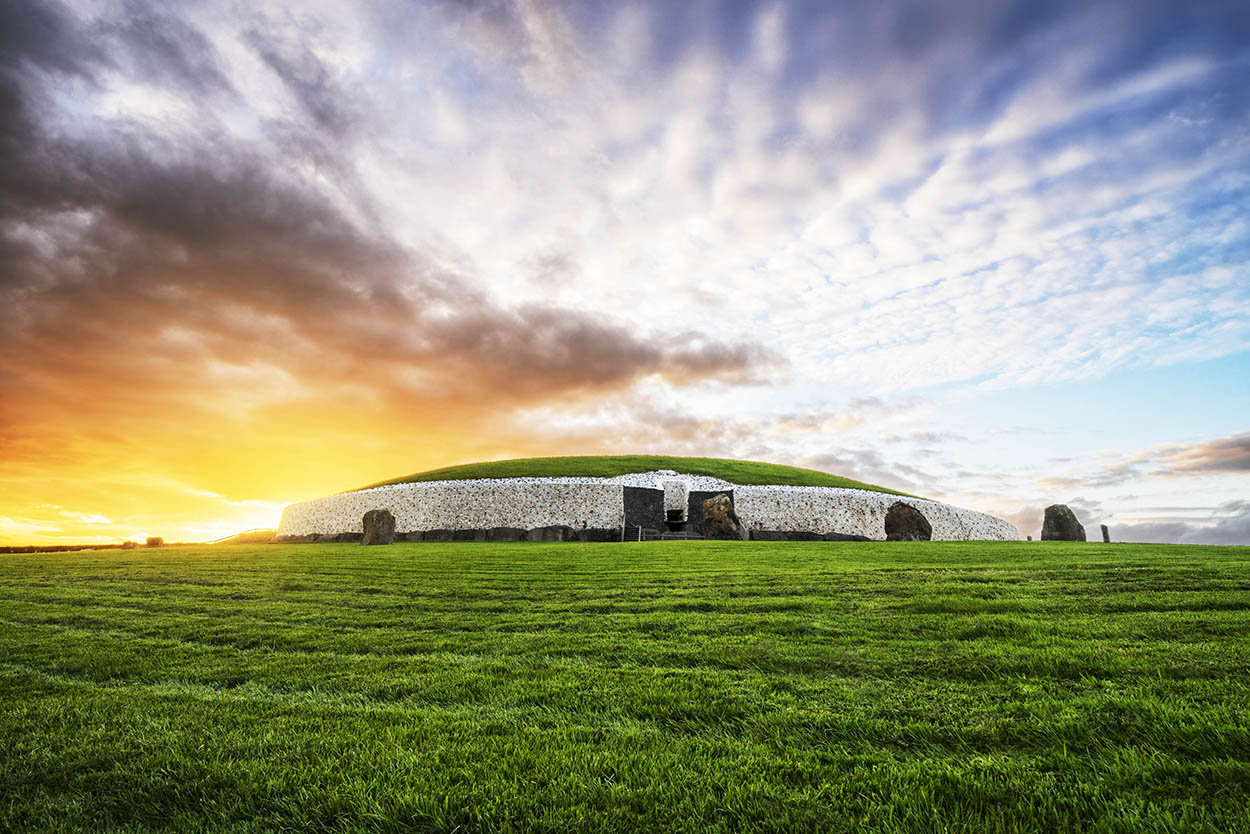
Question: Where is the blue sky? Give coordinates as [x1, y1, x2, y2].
[1, 0, 1248, 543]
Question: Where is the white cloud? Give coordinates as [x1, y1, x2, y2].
[10, 0, 1249, 543]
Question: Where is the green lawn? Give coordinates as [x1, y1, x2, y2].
[351, 454, 914, 496]
[2, 541, 1248, 833]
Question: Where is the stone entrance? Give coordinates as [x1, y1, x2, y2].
[663, 479, 689, 531]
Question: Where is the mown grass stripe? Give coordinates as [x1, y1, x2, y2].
[2, 541, 1249, 832]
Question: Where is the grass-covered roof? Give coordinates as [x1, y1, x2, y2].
[350, 455, 913, 496]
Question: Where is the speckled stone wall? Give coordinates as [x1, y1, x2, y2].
[733, 486, 1017, 541]
[276, 473, 1018, 541]
[278, 479, 627, 537]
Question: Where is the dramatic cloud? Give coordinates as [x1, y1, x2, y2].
[1, 0, 1247, 543]
[1152, 432, 1250, 474]
[1038, 432, 1250, 492]
[0, 1, 772, 418]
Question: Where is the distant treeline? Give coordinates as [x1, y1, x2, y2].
[2, 531, 277, 554]
[1, 540, 184, 554]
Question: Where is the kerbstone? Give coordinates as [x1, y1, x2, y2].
[885, 502, 932, 541]
[700, 494, 747, 540]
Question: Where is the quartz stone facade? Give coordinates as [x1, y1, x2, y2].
[277, 471, 1018, 542]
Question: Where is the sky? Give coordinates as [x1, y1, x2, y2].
[1, 0, 1248, 545]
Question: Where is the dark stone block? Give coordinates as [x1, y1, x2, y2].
[1100, 523, 1110, 543]
[423, 529, 455, 542]
[688, 490, 732, 531]
[485, 527, 526, 541]
[362, 509, 396, 545]
[885, 502, 932, 541]
[574, 527, 621, 542]
[1041, 505, 1086, 541]
[699, 493, 747, 540]
[750, 530, 789, 541]
[274, 534, 318, 543]
[315, 533, 362, 543]
[525, 525, 576, 542]
[786, 531, 823, 541]
[624, 487, 664, 531]
[453, 528, 488, 542]
[824, 532, 873, 542]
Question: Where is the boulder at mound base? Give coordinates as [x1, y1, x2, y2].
[824, 532, 873, 542]
[1041, 505, 1086, 541]
[700, 493, 747, 540]
[525, 525, 576, 542]
[361, 509, 396, 545]
[885, 502, 932, 541]
[485, 527, 527, 541]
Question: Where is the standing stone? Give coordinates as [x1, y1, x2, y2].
[1101, 524, 1110, 543]
[884, 502, 932, 541]
[361, 509, 396, 546]
[699, 493, 747, 540]
[1040, 505, 1086, 541]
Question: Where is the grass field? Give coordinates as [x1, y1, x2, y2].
[352, 454, 914, 496]
[2, 541, 1248, 833]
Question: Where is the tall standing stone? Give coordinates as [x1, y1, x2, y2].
[1101, 524, 1110, 543]
[361, 509, 396, 546]
[1040, 505, 1085, 541]
[884, 502, 932, 541]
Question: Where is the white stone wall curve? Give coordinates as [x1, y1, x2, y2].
[277, 472, 1018, 541]
[733, 486, 1017, 541]
[278, 479, 627, 536]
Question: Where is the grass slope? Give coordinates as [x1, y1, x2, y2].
[3, 541, 1249, 832]
[354, 454, 913, 496]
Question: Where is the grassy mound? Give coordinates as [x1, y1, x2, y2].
[211, 529, 276, 545]
[352, 454, 913, 495]
[2, 541, 1248, 832]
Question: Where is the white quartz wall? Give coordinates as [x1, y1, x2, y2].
[276, 473, 1019, 541]
[663, 480, 689, 515]
[278, 479, 626, 536]
[734, 486, 1018, 541]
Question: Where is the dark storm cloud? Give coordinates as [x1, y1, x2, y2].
[0, 0, 773, 420]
